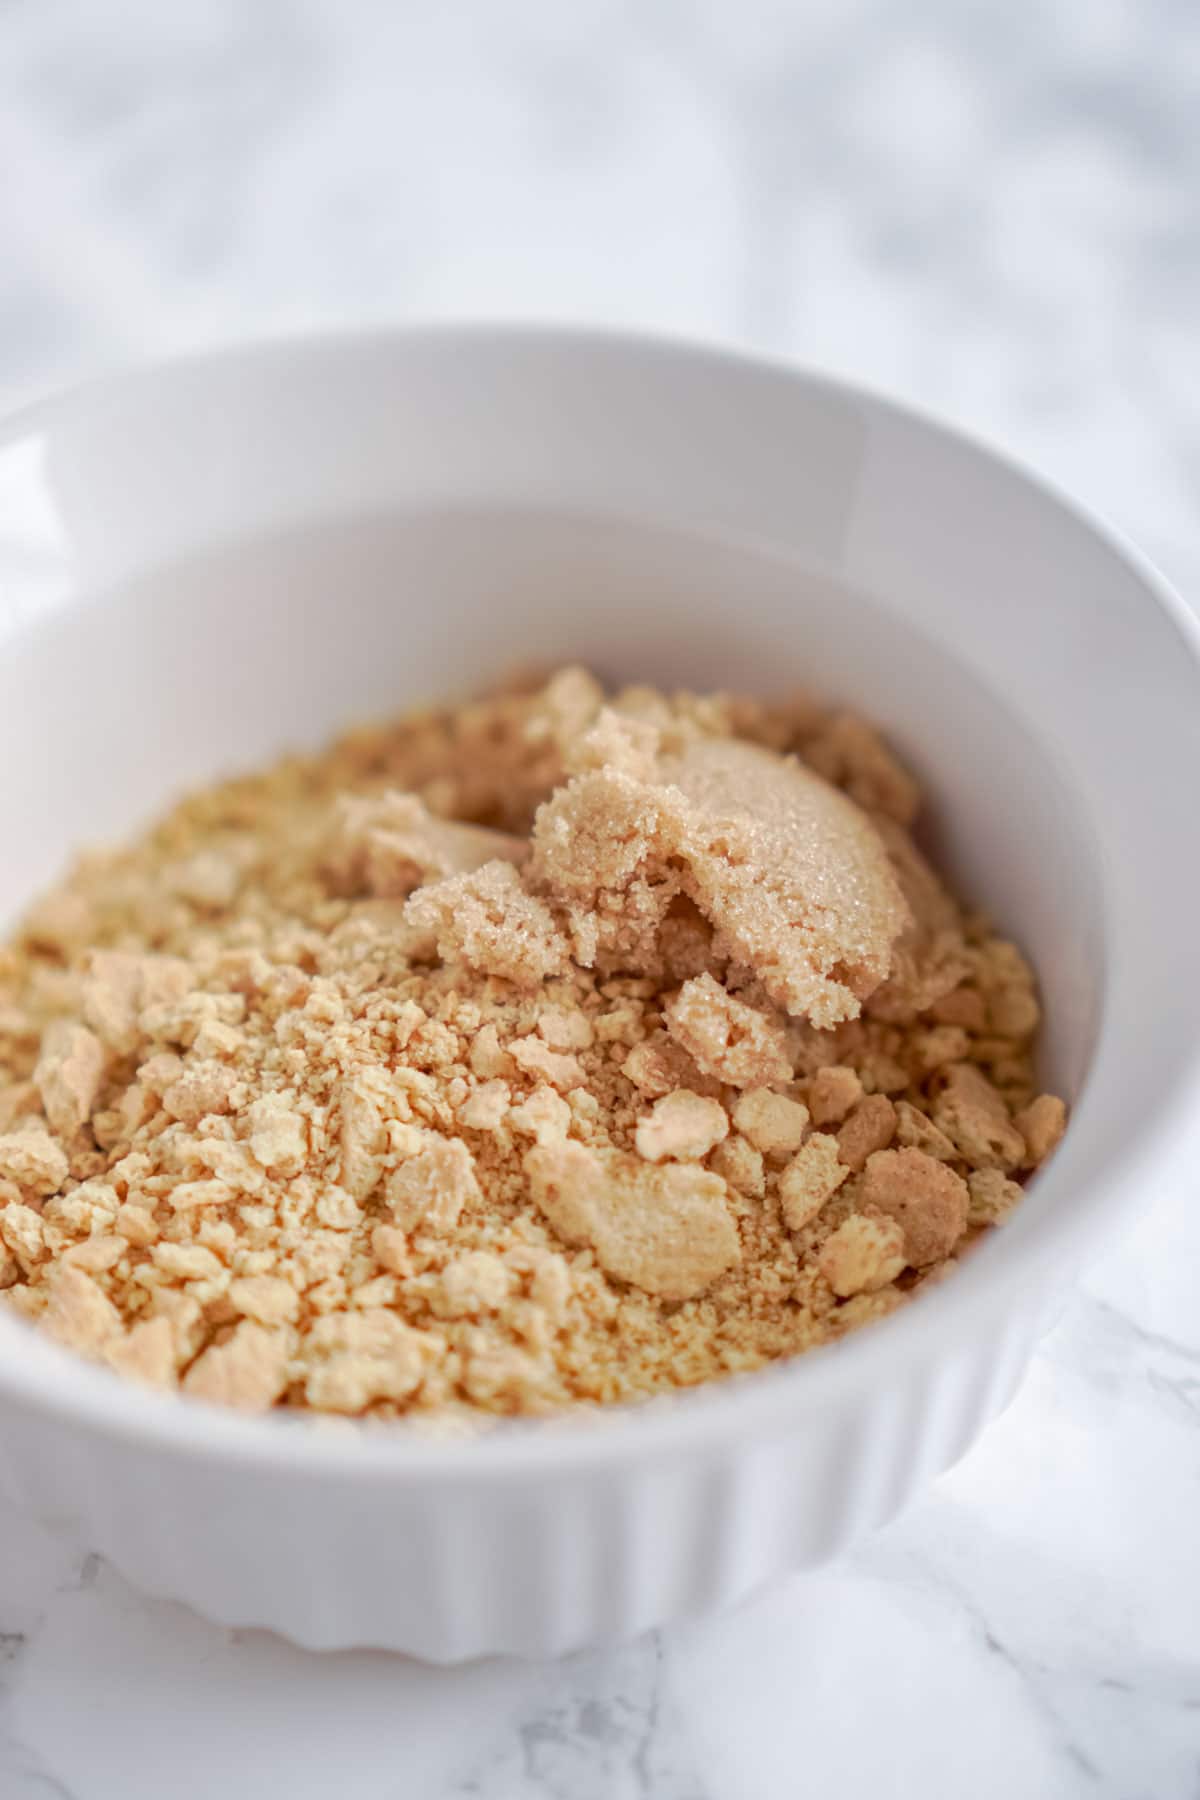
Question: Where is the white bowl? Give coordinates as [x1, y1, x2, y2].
[1, 328, 1198, 1661]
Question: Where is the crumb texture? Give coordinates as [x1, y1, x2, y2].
[0, 666, 1066, 1420]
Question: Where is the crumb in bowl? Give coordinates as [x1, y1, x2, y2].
[0, 668, 1067, 1420]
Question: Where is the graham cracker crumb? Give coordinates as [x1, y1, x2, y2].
[933, 1063, 1027, 1171]
[0, 667, 1066, 1420]
[182, 1321, 291, 1412]
[621, 1033, 715, 1100]
[246, 1094, 309, 1177]
[635, 1090, 729, 1163]
[508, 1083, 571, 1145]
[0, 1201, 47, 1274]
[434, 1250, 511, 1318]
[931, 987, 987, 1032]
[525, 1140, 740, 1301]
[509, 1034, 585, 1093]
[458, 1079, 510, 1132]
[802, 713, 921, 826]
[1014, 1094, 1067, 1168]
[807, 1065, 864, 1127]
[228, 1274, 301, 1326]
[385, 1139, 481, 1233]
[836, 1095, 898, 1172]
[323, 790, 526, 899]
[42, 1263, 122, 1355]
[0, 1127, 69, 1195]
[859, 1148, 969, 1266]
[34, 1021, 106, 1136]
[779, 1134, 848, 1230]
[567, 708, 662, 780]
[663, 973, 791, 1089]
[405, 861, 570, 988]
[709, 1134, 765, 1198]
[106, 1315, 176, 1388]
[81, 951, 192, 1055]
[865, 823, 970, 1024]
[894, 1098, 958, 1162]
[731, 1088, 810, 1158]
[966, 1168, 1025, 1226]
[818, 1213, 908, 1298]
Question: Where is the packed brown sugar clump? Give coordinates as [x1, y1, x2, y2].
[0, 668, 1067, 1421]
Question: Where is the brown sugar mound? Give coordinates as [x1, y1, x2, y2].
[0, 666, 1067, 1422]
[530, 736, 909, 1029]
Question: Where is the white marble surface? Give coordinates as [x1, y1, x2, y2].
[1, 2, 1199, 1794]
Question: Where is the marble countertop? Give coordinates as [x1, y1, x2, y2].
[1, 2, 1198, 1794]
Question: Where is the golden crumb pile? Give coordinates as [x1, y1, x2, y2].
[0, 668, 1066, 1421]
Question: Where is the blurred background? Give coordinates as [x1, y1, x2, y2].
[2, 0, 1198, 605]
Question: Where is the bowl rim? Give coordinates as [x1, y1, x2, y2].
[2, 320, 1199, 1480]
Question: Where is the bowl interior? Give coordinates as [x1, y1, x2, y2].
[1, 330, 1199, 1459]
[1, 501, 1099, 1103]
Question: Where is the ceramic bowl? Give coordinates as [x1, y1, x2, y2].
[1, 328, 1198, 1658]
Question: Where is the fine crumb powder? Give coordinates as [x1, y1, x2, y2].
[0, 667, 1067, 1422]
